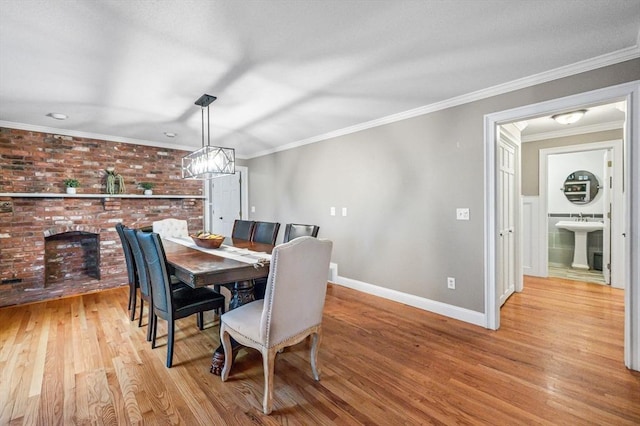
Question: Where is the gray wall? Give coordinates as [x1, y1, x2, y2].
[246, 59, 640, 313]
[521, 129, 623, 196]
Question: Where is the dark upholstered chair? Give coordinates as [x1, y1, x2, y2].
[136, 231, 226, 368]
[123, 227, 156, 341]
[250, 221, 281, 299]
[251, 221, 280, 245]
[232, 220, 255, 240]
[116, 223, 139, 321]
[283, 223, 320, 243]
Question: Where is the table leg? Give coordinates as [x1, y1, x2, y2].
[210, 280, 255, 375]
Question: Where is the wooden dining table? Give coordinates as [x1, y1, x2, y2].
[162, 237, 274, 375]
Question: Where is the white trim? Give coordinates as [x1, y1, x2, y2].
[522, 120, 625, 143]
[333, 275, 485, 327]
[484, 80, 640, 370]
[248, 45, 639, 159]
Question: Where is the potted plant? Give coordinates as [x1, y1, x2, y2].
[139, 182, 155, 195]
[64, 178, 80, 194]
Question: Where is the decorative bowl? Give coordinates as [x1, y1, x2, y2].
[190, 234, 225, 249]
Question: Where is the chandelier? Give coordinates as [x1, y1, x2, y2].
[182, 94, 235, 179]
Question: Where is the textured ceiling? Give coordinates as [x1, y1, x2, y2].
[0, 0, 639, 158]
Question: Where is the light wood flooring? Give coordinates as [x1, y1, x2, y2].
[1, 277, 639, 425]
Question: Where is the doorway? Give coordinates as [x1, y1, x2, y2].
[484, 81, 639, 371]
[204, 166, 249, 236]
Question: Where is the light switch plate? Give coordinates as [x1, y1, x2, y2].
[330, 207, 336, 216]
[456, 208, 470, 221]
[342, 207, 347, 216]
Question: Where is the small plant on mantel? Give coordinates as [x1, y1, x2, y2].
[139, 182, 155, 195]
[63, 179, 79, 194]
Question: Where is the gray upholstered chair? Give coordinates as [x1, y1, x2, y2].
[137, 231, 226, 367]
[283, 223, 320, 243]
[220, 236, 333, 414]
[152, 218, 189, 239]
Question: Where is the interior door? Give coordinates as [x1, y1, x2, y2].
[498, 133, 516, 306]
[210, 172, 241, 236]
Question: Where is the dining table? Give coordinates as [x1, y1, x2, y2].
[161, 236, 274, 375]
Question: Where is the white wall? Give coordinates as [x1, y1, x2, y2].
[547, 150, 606, 215]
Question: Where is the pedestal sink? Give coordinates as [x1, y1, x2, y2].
[555, 221, 604, 269]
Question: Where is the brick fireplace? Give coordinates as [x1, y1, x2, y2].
[0, 128, 205, 307]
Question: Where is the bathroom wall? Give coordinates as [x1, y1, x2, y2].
[547, 150, 606, 268]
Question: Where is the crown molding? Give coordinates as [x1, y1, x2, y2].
[521, 120, 625, 143]
[248, 44, 640, 159]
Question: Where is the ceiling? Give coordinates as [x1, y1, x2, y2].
[1, 1, 639, 158]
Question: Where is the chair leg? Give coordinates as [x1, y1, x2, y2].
[197, 312, 204, 330]
[220, 327, 233, 381]
[262, 347, 276, 415]
[310, 329, 322, 381]
[167, 318, 175, 368]
[146, 301, 153, 342]
[138, 298, 144, 327]
[129, 284, 136, 320]
[151, 313, 158, 349]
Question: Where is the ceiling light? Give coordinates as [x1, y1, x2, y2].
[552, 110, 587, 125]
[181, 94, 235, 179]
[164, 132, 177, 138]
[47, 112, 68, 120]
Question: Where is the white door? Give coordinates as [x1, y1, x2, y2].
[210, 173, 241, 236]
[498, 133, 516, 306]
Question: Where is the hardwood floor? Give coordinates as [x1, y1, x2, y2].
[1, 277, 638, 425]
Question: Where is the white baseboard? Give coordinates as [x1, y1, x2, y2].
[332, 275, 486, 327]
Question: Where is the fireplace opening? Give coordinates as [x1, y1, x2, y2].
[45, 231, 100, 286]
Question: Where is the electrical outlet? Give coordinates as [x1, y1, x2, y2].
[447, 277, 456, 289]
[456, 208, 470, 221]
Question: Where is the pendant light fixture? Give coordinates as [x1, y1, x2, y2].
[182, 94, 235, 179]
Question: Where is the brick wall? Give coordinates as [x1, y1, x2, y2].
[0, 127, 204, 307]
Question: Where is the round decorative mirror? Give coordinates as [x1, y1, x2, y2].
[563, 170, 599, 204]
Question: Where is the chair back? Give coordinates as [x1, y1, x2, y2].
[136, 231, 173, 315]
[283, 223, 320, 243]
[152, 218, 189, 239]
[115, 223, 136, 285]
[123, 227, 152, 299]
[260, 236, 332, 347]
[252, 221, 280, 245]
[232, 220, 255, 240]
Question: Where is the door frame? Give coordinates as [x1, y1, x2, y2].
[538, 140, 623, 287]
[483, 80, 640, 370]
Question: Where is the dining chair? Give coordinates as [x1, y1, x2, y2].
[115, 223, 139, 321]
[283, 223, 320, 243]
[136, 230, 226, 368]
[231, 219, 255, 240]
[251, 221, 280, 245]
[152, 218, 189, 239]
[220, 236, 333, 414]
[250, 221, 281, 299]
[123, 227, 156, 340]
